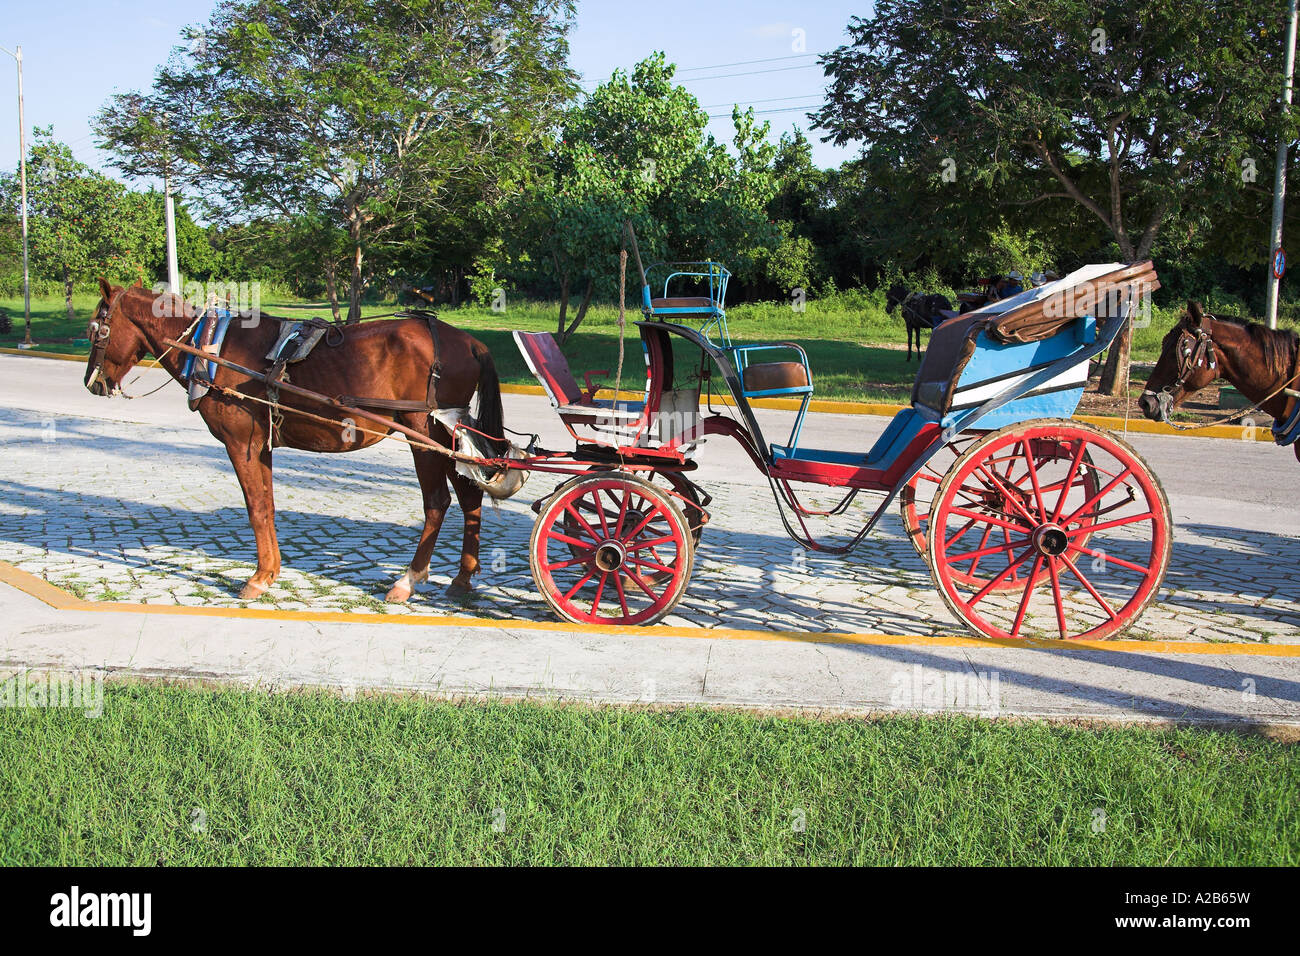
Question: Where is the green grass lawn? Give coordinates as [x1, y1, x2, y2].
[0, 682, 1294, 865]
[4, 292, 1292, 404]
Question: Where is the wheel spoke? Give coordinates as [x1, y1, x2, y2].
[590, 571, 609, 615]
[944, 517, 978, 549]
[561, 569, 596, 602]
[1010, 556, 1044, 638]
[947, 536, 1028, 565]
[966, 546, 1037, 606]
[1020, 439, 1048, 518]
[563, 504, 602, 543]
[628, 555, 675, 575]
[950, 506, 1034, 536]
[1068, 541, 1153, 576]
[1065, 511, 1154, 536]
[621, 504, 664, 543]
[1059, 552, 1118, 620]
[548, 530, 597, 550]
[627, 532, 680, 552]
[968, 524, 995, 576]
[1047, 557, 1068, 640]
[612, 573, 630, 618]
[974, 464, 1038, 525]
[624, 566, 660, 600]
[1050, 440, 1089, 522]
[591, 491, 612, 538]
[1062, 466, 1133, 525]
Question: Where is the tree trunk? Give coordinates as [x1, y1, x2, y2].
[1098, 323, 1131, 397]
[556, 275, 570, 338]
[64, 265, 74, 322]
[560, 277, 596, 344]
[347, 218, 363, 325]
[1097, 244, 1139, 398]
[324, 260, 341, 322]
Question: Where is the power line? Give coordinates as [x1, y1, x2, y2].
[707, 104, 822, 119]
[678, 53, 817, 74]
[581, 60, 824, 89]
[701, 93, 825, 109]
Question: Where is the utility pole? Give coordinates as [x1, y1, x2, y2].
[164, 165, 180, 294]
[1, 45, 31, 346]
[1267, 0, 1300, 330]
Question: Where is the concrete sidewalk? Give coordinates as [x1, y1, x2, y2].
[4, 578, 1298, 728]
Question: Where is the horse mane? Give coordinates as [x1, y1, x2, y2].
[1211, 313, 1299, 379]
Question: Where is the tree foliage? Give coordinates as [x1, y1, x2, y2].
[96, 0, 578, 321]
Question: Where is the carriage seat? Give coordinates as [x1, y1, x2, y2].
[649, 296, 722, 318]
[911, 314, 986, 415]
[513, 330, 644, 423]
[742, 361, 809, 394]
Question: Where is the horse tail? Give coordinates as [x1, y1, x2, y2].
[472, 341, 509, 455]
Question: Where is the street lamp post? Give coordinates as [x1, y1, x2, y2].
[1267, 0, 1300, 330]
[1, 44, 32, 346]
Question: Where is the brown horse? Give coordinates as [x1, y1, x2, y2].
[1138, 301, 1300, 462]
[83, 278, 507, 602]
[885, 284, 954, 361]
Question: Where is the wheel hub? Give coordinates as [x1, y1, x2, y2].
[1031, 523, 1069, 557]
[593, 540, 626, 572]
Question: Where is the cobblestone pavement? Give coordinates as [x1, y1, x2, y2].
[0, 406, 1296, 641]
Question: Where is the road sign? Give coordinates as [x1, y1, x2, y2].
[1274, 247, 1287, 279]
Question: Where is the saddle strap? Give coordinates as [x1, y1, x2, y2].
[426, 314, 442, 411]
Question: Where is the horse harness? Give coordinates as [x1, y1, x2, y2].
[85, 288, 128, 394]
[1151, 313, 1300, 447]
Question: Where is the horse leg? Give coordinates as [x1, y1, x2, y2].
[446, 472, 484, 598]
[223, 437, 280, 601]
[386, 443, 452, 603]
[907, 322, 915, 361]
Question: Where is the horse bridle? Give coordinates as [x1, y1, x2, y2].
[86, 289, 126, 393]
[1142, 315, 1217, 421]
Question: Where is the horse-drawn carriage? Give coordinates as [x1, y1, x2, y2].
[509, 246, 1169, 640]
[103, 232, 1169, 642]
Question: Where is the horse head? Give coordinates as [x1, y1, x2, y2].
[84, 278, 151, 396]
[1138, 301, 1220, 421]
[885, 284, 908, 314]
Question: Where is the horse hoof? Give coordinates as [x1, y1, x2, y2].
[386, 567, 428, 603]
[239, 581, 269, 601]
[446, 579, 474, 598]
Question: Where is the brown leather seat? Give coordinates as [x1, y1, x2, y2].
[743, 361, 810, 393]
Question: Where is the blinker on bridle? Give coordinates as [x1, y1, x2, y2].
[1142, 314, 1218, 422]
[86, 289, 125, 392]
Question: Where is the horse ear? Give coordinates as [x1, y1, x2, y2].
[132, 278, 144, 289]
[98, 277, 114, 302]
[1186, 301, 1206, 328]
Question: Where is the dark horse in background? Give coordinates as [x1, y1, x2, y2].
[84, 279, 507, 602]
[1139, 300, 1300, 462]
[886, 284, 953, 361]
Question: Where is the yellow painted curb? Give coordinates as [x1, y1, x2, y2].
[3, 346, 1276, 441]
[0, 346, 162, 367]
[2, 561, 1296, 657]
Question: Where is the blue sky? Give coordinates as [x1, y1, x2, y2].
[0, 0, 864, 185]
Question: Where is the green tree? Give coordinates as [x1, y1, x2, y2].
[815, 0, 1286, 394]
[97, 0, 578, 322]
[14, 131, 154, 319]
[511, 54, 782, 342]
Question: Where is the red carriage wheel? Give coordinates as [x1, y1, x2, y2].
[902, 430, 1100, 591]
[558, 470, 706, 586]
[531, 472, 695, 625]
[926, 420, 1171, 641]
